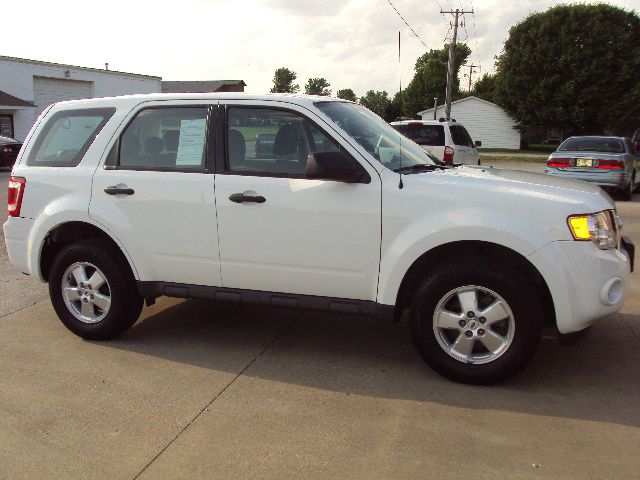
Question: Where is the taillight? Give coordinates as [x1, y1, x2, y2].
[2, 146, 12, 153]
[547, 157, 570, 167]
[597, 159, 624, 169]
[7, 176, 26, 217]
[443, 146, 454, 164]
[255, 139, 260, 151]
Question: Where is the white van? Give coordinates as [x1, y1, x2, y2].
[391, 119, 481, 165]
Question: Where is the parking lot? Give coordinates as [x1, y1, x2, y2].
[1, 165, 639, 479]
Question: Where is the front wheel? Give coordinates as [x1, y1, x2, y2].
[49, 240, 143, 340]
[410, 259, 543, 384]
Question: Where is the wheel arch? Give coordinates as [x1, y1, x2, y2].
[39, 221, 138, 283]
[393, 240, 556, 328]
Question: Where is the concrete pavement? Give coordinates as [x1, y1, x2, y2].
[1, 165, 639, 479]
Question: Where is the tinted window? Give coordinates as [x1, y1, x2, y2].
[393, 124, 445, 146]
[449, 125, 474, 147]
[119, 107, 208, 170]
[558, 137, 625, 154]
[27, 108, 115, 167]
[227, 107, 343, 176]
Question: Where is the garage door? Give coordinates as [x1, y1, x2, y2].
[33, 76, 93, 117]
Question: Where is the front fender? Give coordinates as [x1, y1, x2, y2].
[376, 209, 554, 306]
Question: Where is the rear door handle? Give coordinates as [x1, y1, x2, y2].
[229, 193, 266, 203]
[104, 186, 135, 195]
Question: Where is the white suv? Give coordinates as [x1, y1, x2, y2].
[391, 119, 481, 165]
[4, 94, 634, 384]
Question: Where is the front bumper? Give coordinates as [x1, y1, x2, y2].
[528, 240, 631, 334]
[545, 167, 630, 189]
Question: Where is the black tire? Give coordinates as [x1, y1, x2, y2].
[49, 239, 143, 340]
[409, 258, 543, 384]
[620, 176, 633, 201]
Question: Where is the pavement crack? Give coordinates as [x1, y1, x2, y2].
[131, 313, 299, 480]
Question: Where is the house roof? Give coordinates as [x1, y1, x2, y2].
[0, 55, 161, 80]
[161, 80, 247, 93]
[417, 95, 500, 115]
[0, 90, 34, 108]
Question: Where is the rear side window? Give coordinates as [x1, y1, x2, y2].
[449, 125, 474, 147]
[394, 124, 444, 146]
[117, 107, 209, 171]
[26, 108, 115, 167]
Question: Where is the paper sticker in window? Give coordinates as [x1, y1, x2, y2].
[176, 119, 206, 166]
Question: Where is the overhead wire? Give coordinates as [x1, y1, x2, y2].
[386, 0, 429, 49]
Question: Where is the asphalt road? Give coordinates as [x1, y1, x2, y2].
[1, 164, 639, 479]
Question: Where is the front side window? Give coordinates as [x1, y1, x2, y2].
[226, 107, 343, 176]
[316, 101, 442, 172]
[118, 107, 208, 170]
[27, 108, 114, 166]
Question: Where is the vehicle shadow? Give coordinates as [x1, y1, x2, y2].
[103, 298, 640, 429]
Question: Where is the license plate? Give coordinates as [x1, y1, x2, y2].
[576, 158, 594, 167]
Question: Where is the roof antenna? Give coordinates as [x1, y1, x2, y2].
[398, 30, 404, 189]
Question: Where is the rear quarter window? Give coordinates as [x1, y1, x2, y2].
[449, 125, 474, 147]
[26, 108, 115, 167]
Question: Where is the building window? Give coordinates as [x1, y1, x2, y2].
[0, 115, 14, 139]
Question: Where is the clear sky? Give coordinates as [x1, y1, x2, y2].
[4, 0, 638, 97]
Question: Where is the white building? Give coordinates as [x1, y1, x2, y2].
[418, 96, 521, 149]
[0, 56, 161, 141]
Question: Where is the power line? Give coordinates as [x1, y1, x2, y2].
[386, 0, 428, 49]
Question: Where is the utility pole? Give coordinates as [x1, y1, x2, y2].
[441, 8, 473, 120]
[464, 64, 480, 92]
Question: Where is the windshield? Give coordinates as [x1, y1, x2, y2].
[315, 102, 442, 171]
[558, 137, 625, 154]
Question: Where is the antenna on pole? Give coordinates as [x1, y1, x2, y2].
[398, 30, 403, 189]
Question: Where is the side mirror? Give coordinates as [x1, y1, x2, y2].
[306, 151, 369, 183]
[475, 140, 482, 147]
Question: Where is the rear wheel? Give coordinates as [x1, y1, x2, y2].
[49, 240, 143, 340]
[410, 259, 543, 384]
[621, 175, 633, 201]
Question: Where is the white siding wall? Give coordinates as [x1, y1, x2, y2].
[421, 98, 521, 149]
[0, 57, 161, 141]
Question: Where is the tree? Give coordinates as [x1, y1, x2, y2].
[359, 90, 391, 119]
[472, 73, 499, 104]
[336, 88, 358, 102]
[402, 43, 471, 118]
[305, 78, 331, 96]
[494, 4, 640, 134]
[270, 67, 299, 93]
[385, 91, 404, 122]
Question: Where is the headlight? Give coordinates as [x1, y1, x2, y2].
[568, 210, 619, 250]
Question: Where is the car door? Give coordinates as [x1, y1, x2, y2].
[213, 100, 382, 300]
[90, 101, 222, 286]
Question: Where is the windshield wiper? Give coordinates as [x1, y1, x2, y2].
[393, 164, 450, 173]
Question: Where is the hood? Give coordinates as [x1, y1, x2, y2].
[395, 164, 615, 214]
[441, 165, 608, 196]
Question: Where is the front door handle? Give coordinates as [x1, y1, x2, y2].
[104, 186, 135, 195]
[229, 193, 266, 203]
